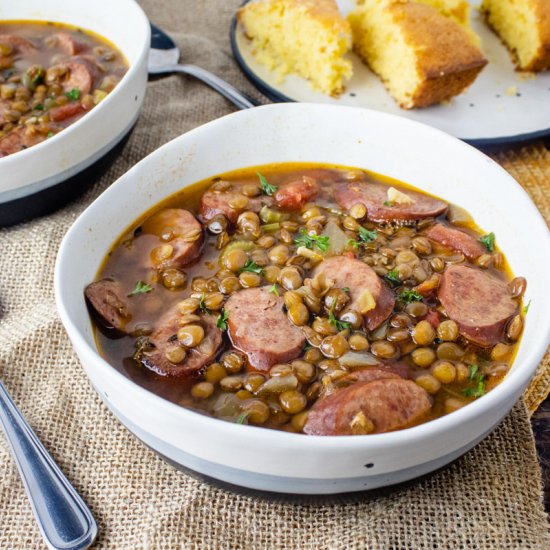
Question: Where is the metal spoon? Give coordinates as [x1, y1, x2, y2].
[148, 23, 258, 110]
[0, 381, 97, 550]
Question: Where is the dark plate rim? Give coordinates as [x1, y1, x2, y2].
[229, 9, 550, 148]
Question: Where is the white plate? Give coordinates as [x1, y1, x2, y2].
[231, 0, 550, 145]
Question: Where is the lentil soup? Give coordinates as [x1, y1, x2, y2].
[0, 21, 128, 157]
[86, 164, 526, 435]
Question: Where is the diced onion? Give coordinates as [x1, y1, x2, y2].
[387, 187, 415, 205]
[339, 351, 380, 367]
[357, 289, 376, 314]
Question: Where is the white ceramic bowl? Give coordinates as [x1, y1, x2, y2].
[55, 104, 550, 494]
[0, 0, 150, 204]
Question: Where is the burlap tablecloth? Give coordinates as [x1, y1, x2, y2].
[1, 1, 549, 547]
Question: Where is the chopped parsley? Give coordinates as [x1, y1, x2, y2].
[479, 232, 495, 252]
[358, 226, 377, 243]
[342, 287, 350, 293]
[347, 238, 359, 249]
[240, 259, 264, 274]
[47, 131, 54, 138]
[199, 293, 210, 314]
[235, 412, 249, 425]
[398, 288, 423, 303]
[523, 300, 531, 315]
[294, 228, 330, 252]
[328, 303, 351, 332]
[384, 269, 401, 288]
[127, 281, 152, 297]
[31, 66, 44, 84]
[257, 172, 277, 196]
[65, 88, 81, 101]
[34, 103, 44, 111]
[463, 365, 486, 398]
[383, 200, 393, 207]
[269, 283, 280, 296]
[216, 310, 229, 331]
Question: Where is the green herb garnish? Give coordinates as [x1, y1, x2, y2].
[328, 303, 351, 332]
[347, 238, 359, 249]
[257, 172, 277, 196]
[523, 300, 531, 315]
[216, 310, 229, 331]
[235, 412, 249, 425]
[463, 365, 486, 398]
[240, 259, 264, 274]
[47, 131, 54, 138]
[199, 293, 210, 314]
[34, 103, 44, 111]
[269, 283, 280, 296]
[398, 288, 423, 303]
[31, 66, 44, 84]
[294, 228, 330, 252]
[342, 287, 350, 293]
[384, 269, 401, 288]
[65, 88, 81, 101]
[479, 232, 495, 252]
[383, 200, 393, 207]
[127, 281, 152, 297]
[358, 226, 377, 243]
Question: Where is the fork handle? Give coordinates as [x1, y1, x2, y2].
[0, 381, 97, 550]
[150, 63, 258, 109]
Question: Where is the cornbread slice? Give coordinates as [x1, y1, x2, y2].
[482, 0, 550, 72]
[416, 0, 471, 28]
[348, 0, 488, 109]
[237, 0, 353, 95]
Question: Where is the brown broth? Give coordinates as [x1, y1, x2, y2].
[91, 163, 522, 433]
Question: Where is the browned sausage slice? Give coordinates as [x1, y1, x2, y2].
[304, 378, 432, 435]
[85, 279, 131, 332]
[0, 34, 36, 55]
[313, 256, 395, 331]
[51, 32, 87, 55]
[56, 59, 96, 94]
[334, 181, 448, 223]
[224, 287, 306, 371]
[140, 310, 222, 377]
[424, 224, 485, 260]
[49, 101, 85, 122]
[199, 180, 272, 224]
[0, 126, 46, 157]
[438, 264, 518, 346]
[274, 175, 320, 211]
[141, 209, 204, 269]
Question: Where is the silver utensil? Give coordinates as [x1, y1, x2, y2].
[0, 381, 97, 550]
[148, 23, 258, 110]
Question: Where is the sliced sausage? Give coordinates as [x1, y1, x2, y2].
[141, 209, 204, 269]
[0, 126, 46, 157]
[274, 175, 320, 211]
[199, 180, 272, 224]
[334, 181, 448, 223]
[224, 287, 306, 371]
[85, 279, 131, 332]
[51, 32, 87, 55]
[424, 223, 485, 260]
[140, 310, 222, 377]
[304, 378, 432, 435]
[0, 34, 36, 56]
[313, 256, 395, 331]
[438, 264, 518, 347]
[55, 59, 96, 94]
[49, 101, 85, 122]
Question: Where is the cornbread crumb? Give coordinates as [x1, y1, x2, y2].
[348, 0, 488, 109]
[481, 0, 550, 72]
[237, 0, 353, 95]
[505, 85, 518, 96]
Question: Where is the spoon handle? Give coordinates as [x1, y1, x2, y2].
[0, 381, 97, 550]
[151, 63, 258, 109]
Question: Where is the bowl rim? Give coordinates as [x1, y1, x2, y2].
[55, 102, 550, 452]
[0, 0, 150, 177]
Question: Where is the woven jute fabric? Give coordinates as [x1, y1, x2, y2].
[0, 1, 549, 547]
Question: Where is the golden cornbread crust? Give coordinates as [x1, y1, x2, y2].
[351, 1, 487, 108]
[237, 0, 352, 95]
[482, 0, 550, 72]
